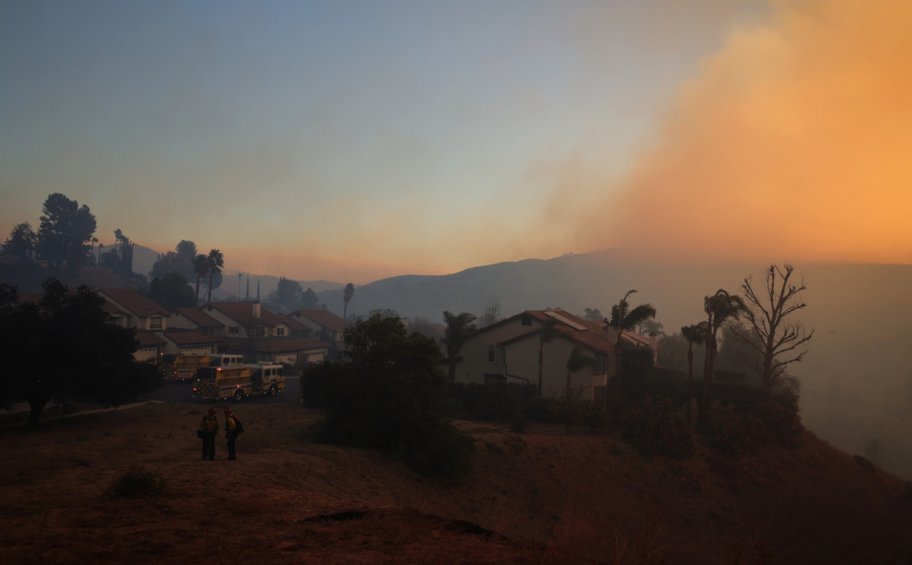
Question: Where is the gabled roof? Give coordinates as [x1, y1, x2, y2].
[162, 330, 222, 347]
[206, 301, 285, 328]
[174, 307, 223, 329]
[221, 337, 330, 354]
[135, 331, 166, 347]
[292, 309, 347, 332]
[275, 314, 310, 333]
[99, 288, 169, 318]
[488, 308, 651, 355]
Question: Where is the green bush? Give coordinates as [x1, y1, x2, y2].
[108, 466, 166, 498]
[620, 399, 692, 459]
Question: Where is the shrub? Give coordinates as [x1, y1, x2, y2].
[620, 399, 692, 459]
[108, 466, 166, 498]
[307, 314, 474, 479]
[711, 387, 803, 454]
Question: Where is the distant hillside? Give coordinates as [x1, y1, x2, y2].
[318, 251, 912, 480]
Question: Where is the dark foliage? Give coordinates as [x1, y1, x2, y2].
[148, 272, 196, 310]
[453, 382, 535, 422]
[107, 466, 166, 498]
[36, 193, 97, 273]
[620, 398, 693, 459]
[0, 280, 162, 424]
[711, 388, 803, 455]
[301, 313, 474, 479]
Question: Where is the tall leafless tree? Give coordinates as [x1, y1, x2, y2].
[736, 264, 814, 391]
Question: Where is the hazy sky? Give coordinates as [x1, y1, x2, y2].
[2, 1, 908, 283]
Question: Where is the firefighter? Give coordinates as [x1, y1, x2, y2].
[198, 408, 219, 460]
[224, 407, 239, 460]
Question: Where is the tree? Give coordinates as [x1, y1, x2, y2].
[301, 312, 473, 478]
[537, 317, 558, 398]
[100, 228, 134, 275]
[700, 289, 746, 428]
[271, 277, 303, 312]
[0, 280, 161, 425]
[605, 290, 657, 408]
[442, 311, 477, 382]
[343, 282, 355, 320]
[582, 307, 603, 321]
[148, 272, 196, 310]
[192, 254, 208, 305]
[478, 301, 502, 327]
[681, 322, 709, 425]
[36, 193, 97, 273]
[565, 346, 596, 398]
[736, 264, 814, 391]
[151, 240, 198, 282]
[3, 222, 37, 262]
[205, 249, 224, 305]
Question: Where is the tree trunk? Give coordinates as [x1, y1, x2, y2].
[686, 345, 694, 426]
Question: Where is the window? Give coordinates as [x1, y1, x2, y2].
[228, 326, 240, 335]
[521, 314, 532, 326]
[256, 326, 266, 337]
[487, 346, 496, 363]
[276, 327, 286, 337]
[149, 317, 162, 330]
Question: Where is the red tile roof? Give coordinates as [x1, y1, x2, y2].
[135, 331, 166, 347]
[206, 301, 286, 328]
[162, 330, 222, 347]
[493, 309, 651, 355]
[100, 288, 169, 318]
[174, 307, 223, 329]
[292, 309, 347, 332]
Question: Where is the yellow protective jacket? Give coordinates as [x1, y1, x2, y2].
[225, 415, 237, 435]
[199, 414, 219, 434]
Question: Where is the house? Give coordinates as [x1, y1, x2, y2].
[134, 332, 166, 363]
[290, 309, 347, 353]
[159, 330, 222, 356]
[454, 309, 656, 402]
[203, 301, 290, 338]
[169, 307, 224, 336]
[220, 337, 330, 367]
[97, 288, 169, 331]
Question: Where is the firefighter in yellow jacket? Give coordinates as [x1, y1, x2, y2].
[198, 408, 219, 460]
[224, 407, 239, 460]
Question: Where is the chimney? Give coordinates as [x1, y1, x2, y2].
[648, 332, 658, 366]
[253, 302, 261, 319]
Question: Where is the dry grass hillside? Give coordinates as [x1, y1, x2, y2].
[1, 402, 910, 564]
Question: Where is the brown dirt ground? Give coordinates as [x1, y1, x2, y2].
[1, 402, 911, 564]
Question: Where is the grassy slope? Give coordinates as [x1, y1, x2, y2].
[0, 402, 910, 564]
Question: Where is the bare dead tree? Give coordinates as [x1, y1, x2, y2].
[736, 264, 814, 390]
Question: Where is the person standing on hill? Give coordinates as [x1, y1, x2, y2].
[198, 408, 219, 460]
[224, 407, 240, 460]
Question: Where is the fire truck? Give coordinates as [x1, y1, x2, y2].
[170, 353, 214, 383]
[192, 359, 285, 402]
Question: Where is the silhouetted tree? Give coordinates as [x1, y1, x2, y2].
[478, 301, 502, 327]
[736, 264, 814, 391]
[565, 346, 596, 398]
[0, 280, 161, 425]
[700, 289, 745, 428]
[605, 290, 656, 408]
[681, 322, 709, 425]
[36, 193, 97, 273]
[205, 249, 224, 304]
[3, 222, 37, 262]
[343, 282, 355, 320]
[582, 307, 604, 321]
[149, 272, 196, 310]
[151, 240, 198, 282]
[193, 254, 208, 305]
[442, 311, 476, 382]
[271, 277, 303, 312]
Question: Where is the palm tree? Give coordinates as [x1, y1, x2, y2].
[680, 322, 709, 425]
[605, 290, 657, 408]
[537, 318, 558, 398]
[205, 249, 224, 305]
[343, 283, 355, 320]
[700, 289, 746, 428]
[442, 311, 477, 382]
[565, 346, 596, 398]
[193, 254, 209, 305]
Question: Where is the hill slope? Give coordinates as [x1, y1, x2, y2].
[1, 402, 910, 564]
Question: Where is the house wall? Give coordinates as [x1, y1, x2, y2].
[456, 317, 537, 385]
[203, 308, 251, 338]
[134, 347, 159, 363]
[501, 335, 608, 400]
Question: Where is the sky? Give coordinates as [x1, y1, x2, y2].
[1, 0, 909, 283]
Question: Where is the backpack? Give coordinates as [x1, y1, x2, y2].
[233, 418, 245, 434]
